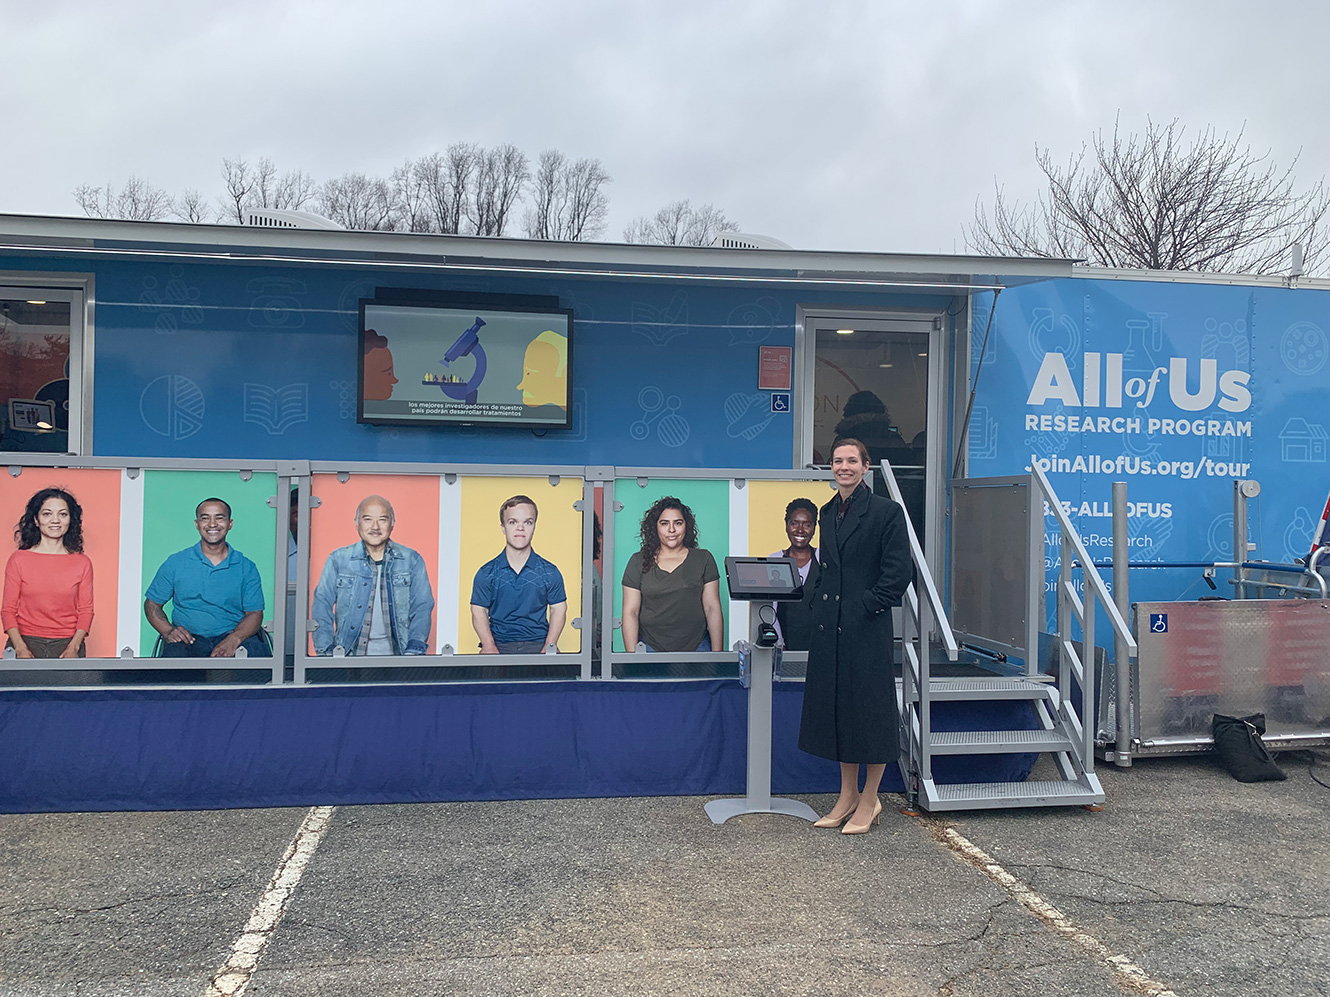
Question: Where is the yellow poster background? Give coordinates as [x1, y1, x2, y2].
[457, 476, 584, 653]
[745, 479, 833, 558]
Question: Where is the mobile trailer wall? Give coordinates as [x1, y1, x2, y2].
[1, 250, 953, 468]
[968, 274, 1330, 618]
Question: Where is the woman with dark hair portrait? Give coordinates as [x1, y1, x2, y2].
[621, 496, 723, 653]
[799, 438, 911, 834]
[2, 487, 94, 658]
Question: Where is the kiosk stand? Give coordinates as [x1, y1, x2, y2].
[704, 557, 819, 826]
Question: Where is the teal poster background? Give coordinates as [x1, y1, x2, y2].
[139, 470, 279, 651]
[611, 479, 731, 652]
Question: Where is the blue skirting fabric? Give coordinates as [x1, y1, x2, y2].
[0, 681, 1038, 813]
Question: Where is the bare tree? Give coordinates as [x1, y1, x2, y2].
[317, 172, 397, 230]
[174, 188, 212, 223]
[251, 157, 316, 212]
[970, 118, 1330, 274]
[218, 157, 255, 223]
[469, 144, 529, 236]
[623, 199, 737, 246]
[395, 145, 475, 234]
[217, 156, 316, 222]
[523, 150, 612, 241]
[73, 176, 173, 221]
[442, 143, 478, 233]
[389, 160, 435, 233]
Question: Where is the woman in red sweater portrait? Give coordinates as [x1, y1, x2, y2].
[2, 487, 94, 658]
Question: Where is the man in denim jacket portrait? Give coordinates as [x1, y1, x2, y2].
[310, 495, 434, 655]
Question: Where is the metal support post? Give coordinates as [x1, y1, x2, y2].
[703, 612, 818, 825]
[1111, 481, 1132, 767]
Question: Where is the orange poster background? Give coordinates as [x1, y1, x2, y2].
[0, 468, 122, 657]
[308, 473, 441, 654]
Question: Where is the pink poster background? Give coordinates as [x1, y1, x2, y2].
[0, 468, 123, 657]
[308, 473, 441, 654]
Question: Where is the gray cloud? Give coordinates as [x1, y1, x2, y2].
[3, 0, 1327, 253]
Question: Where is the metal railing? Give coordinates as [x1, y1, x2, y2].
[2, 455, 841, 689]
[1030, 458, 1137, 775]
[879, 460, 957, 799]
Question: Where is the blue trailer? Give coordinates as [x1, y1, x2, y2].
[1, 213, 1326, 812]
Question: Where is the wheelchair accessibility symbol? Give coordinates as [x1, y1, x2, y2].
[1149, 613, 1168, 634]
[770, 392, 791, 413]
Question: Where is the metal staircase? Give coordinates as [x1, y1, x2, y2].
[883, 458, 1135, 811]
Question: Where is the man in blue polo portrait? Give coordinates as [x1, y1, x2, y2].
[470, 494, 567, 655]
[144, 497, 270, 658]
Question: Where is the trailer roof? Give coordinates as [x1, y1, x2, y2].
[3, 213, 1325, 291]
[0, 212, 1071, 293]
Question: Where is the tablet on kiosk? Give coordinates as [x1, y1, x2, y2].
[724, 556, 804, 602]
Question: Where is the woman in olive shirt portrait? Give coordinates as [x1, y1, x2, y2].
[621, 497, 723, 653]
[2, 487, 94, 659]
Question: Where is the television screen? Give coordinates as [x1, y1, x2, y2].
[358, 299, 573, 428]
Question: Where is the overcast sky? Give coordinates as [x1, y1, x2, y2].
[4, 0, 1328, 254]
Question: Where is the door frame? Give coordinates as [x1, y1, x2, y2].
[0, 272, 95, 455]
[795, 304, 950, 580]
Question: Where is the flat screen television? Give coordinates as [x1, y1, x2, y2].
[358, 297, 573, 429]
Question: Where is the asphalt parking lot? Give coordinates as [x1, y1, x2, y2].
[2, 751, 1327, 997]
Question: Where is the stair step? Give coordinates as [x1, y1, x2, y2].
[927, 677, 1055, 701]
[925, 779, 1105, 810]
[930, 729, 1073, 754]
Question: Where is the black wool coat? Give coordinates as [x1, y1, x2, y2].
[797, 484, 912, 763]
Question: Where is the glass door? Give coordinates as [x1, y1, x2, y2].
[803, 311, 942, 555]
[0, 288, 83, 454]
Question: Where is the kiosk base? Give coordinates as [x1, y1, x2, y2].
[704, 796, 819, 825]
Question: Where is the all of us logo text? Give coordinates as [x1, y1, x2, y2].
[1026, 352, 1251, 438]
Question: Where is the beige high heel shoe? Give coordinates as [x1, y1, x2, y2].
[841, 796, 883, 835]
[813, 794, 861, 828]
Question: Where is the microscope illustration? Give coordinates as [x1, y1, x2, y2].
[424, 316, 487, 404]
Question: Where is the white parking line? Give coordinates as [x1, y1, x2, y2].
[940, 827, 1179, 997]
[203, 806, 336, 997]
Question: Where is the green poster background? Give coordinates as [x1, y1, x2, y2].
[611, 478, 730, 652]
[139, 470, 279, 651]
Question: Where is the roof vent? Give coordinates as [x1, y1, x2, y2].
[711, 232, 793, 250]
[244, 209, 345, 230]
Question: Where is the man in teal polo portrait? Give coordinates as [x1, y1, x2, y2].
[143, 497, 269, 658]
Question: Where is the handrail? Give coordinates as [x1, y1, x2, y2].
[878, 461, 958, 657]
[1030, 460, 1137, 656]
[879, 458, 957, 808]
[1032, 458, 1139, 776]
[1083, 558, 1329, 600]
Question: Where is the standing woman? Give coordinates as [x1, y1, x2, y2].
[621, 497, 724, 653]
[2, 488, 94, 658]
[799, 439, 911, 834]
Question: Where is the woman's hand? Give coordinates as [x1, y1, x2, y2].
[5, 628, 32, 658]
[58, 629, 89, 659]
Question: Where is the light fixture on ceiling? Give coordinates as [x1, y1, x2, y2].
[917, 351, 927, 357]
[836, 328, 854, 335]
[879, 363, 893, 368]
[26, 300, 47, 305]
[36, 421, 53, 430]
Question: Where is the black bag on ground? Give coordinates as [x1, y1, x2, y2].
[1212, 713, 1286, 782]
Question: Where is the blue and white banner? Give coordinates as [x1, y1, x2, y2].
[970, 278, 1330, 614]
